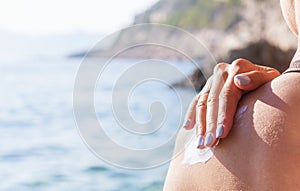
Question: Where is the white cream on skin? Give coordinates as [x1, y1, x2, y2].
[235, 105, 248, 121]
[182, 105, 249, 165]
[182, 135, 214, 165]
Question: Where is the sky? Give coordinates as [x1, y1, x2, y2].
[0, 0, 159, 35]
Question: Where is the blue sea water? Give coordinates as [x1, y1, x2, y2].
[0, 33, 197, 191]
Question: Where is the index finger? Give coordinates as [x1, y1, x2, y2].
[216, 74, 242, 138]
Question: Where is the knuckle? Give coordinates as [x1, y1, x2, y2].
[271, 68, 281, 76]
[197, 100, 207, 108]
[220, 87, 235, 98]
[231, 58, 249, 71]
[220, 87, 241, 100]
[218, 112, 226, 122]
[257, 65, 274, 72]
[255, 71, 264, 81]
[206, 121, 216, 131]
[258, 66, 280, 75]
[207, 96, 219, 106]
[213, 63, 229, 81]
[197, 93, 209, 108]
[214, 63, 228, 73]
[197, 127, 206, 136]
[206, 120, 216, 126]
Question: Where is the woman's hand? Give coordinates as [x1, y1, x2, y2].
[183, 58, 280, 148]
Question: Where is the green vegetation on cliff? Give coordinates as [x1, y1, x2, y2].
[164, 0, 242, 29]
[135, 0, 243, 30]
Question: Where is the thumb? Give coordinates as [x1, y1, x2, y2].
[234, 69, 280, 91]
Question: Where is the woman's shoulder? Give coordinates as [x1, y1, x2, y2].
[266, 72, 300, 128]
[270, 72, 300, 104]
[240, 72, 300, 141]
[268, 72, 300, 145]
[243, 72, 300, 121]
[236, 71, 300, 153]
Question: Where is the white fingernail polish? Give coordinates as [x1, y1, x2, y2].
[235, 75, 251, 86]
[183, 119, 190, 128]
[204, 133, 214, 146]
[197, 136, 204, 148]
[216, 125, 224, 138]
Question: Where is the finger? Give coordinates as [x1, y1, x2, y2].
[194, 77, 212, 149]
[216, 75, 242, 139]
[183, 95, 198, 130]
[230, 58, 259, 73]
[215, 61, 279, 139]
[204, 63, 228, 147]
[196, 91, 209, 136]
[195, 77, 212, 134]
[195, 90, 209, 149]
[183, 75, 213, 131]
[234, 69, 280, 90]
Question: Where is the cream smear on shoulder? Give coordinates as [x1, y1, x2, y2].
[182, 135, 215, 165]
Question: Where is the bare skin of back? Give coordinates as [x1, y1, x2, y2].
[164, 73, 300, 191]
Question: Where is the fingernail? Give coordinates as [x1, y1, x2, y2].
[235, 74, 251, 86]
[183, 119, 190, 128]
[216, 125, 224, 138]
[204, 133, 214, 146]
[196, 136, 204, 148]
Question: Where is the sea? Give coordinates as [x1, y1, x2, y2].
[0, 32, 198, 191]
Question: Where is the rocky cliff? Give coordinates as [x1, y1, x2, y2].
[133, 0, 296, 51]
[86, 0, 298, 90]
